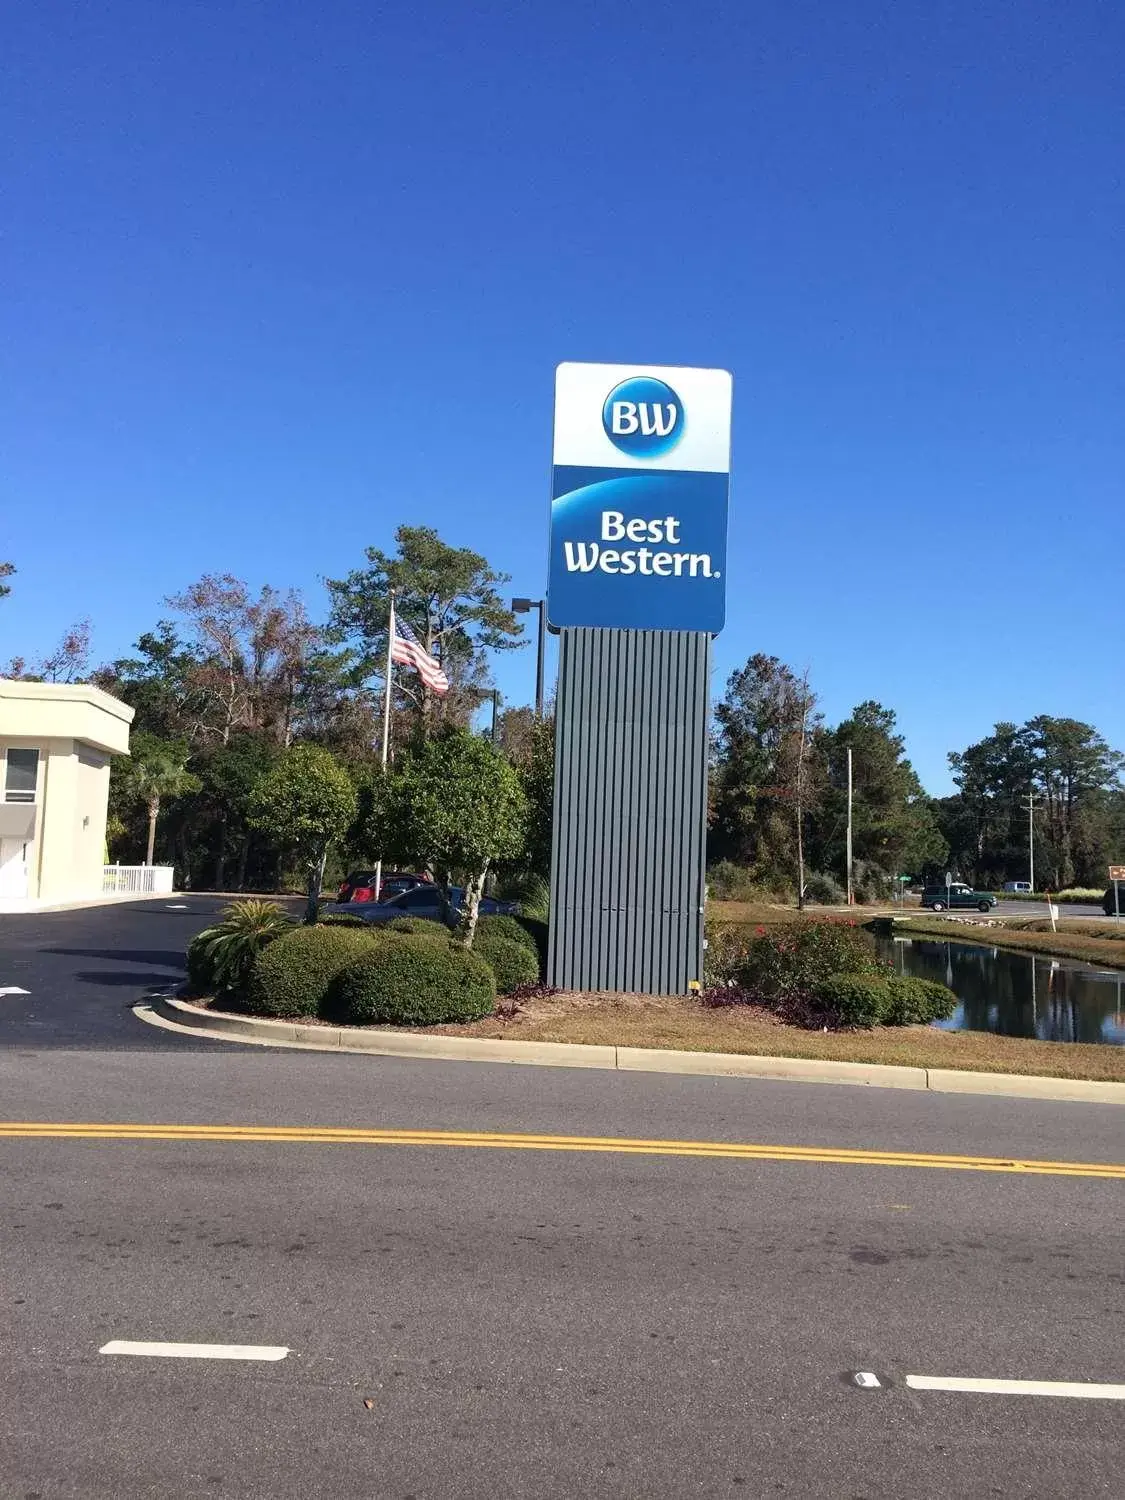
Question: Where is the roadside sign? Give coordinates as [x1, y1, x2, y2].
[1109, 866, 1125, 881]
[547, 362, 732, 632]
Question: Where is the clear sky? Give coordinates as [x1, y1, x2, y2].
[4, 0, 1122, 793]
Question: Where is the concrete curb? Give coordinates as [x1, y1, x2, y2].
[0, 891, 186, 916]
[143, 996, 1125, 1105]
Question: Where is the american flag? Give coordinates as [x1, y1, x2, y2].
[391, 613, 449, 696]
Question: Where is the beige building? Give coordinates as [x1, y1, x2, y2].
[0, 679, 134, 905]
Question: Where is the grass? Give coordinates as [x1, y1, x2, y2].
[429, 990, 1125, 1082]
[891, 914, 1125, 970]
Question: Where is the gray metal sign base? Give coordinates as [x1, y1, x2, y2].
[547, 628, 711, 995]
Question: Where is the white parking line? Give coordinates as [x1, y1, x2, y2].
[0, 986, 30, 997]
[100, 1340, 288, 1361]
[905, 1375, 1125, 1400]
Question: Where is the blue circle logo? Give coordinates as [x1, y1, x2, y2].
[602, 377, 684, 458]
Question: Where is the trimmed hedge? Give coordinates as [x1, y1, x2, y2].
[246, 925, 375, 1018]
[325, 936, 496, 1026]
[476, 915, 541, 968]
[321, 913, 370, 928]
[472, 931, 540, 994]
[813, 972, 957, 1029]
[386, 915, 449, 938]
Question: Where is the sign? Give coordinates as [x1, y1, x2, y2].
[547, 362, 732, 632]
[1109, 866, 1125, 881]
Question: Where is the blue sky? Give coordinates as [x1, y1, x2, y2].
[4, 0, 1122, 793]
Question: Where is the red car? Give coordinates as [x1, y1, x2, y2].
[336, 870, 431, 903]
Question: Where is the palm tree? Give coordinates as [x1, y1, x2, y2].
[121, 738, 200, 866]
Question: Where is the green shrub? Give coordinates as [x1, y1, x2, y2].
[476, 914, 540, 967]
[812, 974, 890, 1027]
[472, 931, 540, 994]
[495, 872, 550, 921]
[326, 936, 496, 1026]
[186, 934, 217, 995]
[707, 861, 790, 903]
[386, 915, 449, 938]
[813, 972, 958, 1028]
[513, 915, 548, 971]
[186, 899, 293, 998]
[703, 922, 753, 989]
[321, 913, 370, 928]
[883, 976, 957, 1025]
[247, 924, 375, 1018]
[803, 872, 846, 906]
[735, 919, 882, 1000]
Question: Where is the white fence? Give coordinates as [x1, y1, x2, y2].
[102, 864, 175, 896]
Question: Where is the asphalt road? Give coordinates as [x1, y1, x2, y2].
[1, 899, 1123, 1498]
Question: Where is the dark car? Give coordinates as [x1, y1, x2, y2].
[921, 884, 997, 913]
[326, 885, 519, 928]
[336, 870, 430, 903]
[1103, 886, 1123, 918]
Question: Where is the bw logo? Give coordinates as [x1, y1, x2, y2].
[602, 377, 684, 459]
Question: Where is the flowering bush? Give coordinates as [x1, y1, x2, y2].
[735, 920, 883, 1000]
[700, 918, 935, 1028]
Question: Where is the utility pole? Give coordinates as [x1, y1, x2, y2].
[845, 745, 854, 906]
[1023, 791, 1036, 893]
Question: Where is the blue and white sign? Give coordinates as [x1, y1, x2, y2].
[548, 362, 732, 632]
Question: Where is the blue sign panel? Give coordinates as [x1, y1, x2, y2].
[548, 363, 732, 633]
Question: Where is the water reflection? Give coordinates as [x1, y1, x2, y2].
[872, 936, 1125, 1046]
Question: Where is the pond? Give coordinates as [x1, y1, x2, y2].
[872, 935, 1125, 1046]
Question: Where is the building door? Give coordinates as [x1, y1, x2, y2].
[0, 838, 30, 899]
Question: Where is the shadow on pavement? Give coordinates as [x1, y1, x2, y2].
[46, 948, 187, 968]
[71, 969, 184, 988]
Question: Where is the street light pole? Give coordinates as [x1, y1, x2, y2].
[1023, 792, 1036, 893]
[845, 746, 854, 907]
[512, 596, 547, 718]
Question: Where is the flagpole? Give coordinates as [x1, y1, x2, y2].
[380, 591, 395, 770]
[373, 592, 395, 903]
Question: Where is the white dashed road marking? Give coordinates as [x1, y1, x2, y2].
[100, 1341, 289, 1361]
[905, 1375, 1125, 1400]
[0, 987, 30, 997]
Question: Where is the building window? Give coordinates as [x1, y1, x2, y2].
[4, 748, 39, 803]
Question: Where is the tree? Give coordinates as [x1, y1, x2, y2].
[1022, 716, 1124, 888]
[943, 722, 1035, 885]
[118, 735, 200, 866]
[248, 745, 357, 923]
[166, 574, 334, 746]
[192, 735, 282, 890]
[327, 526, 524, 730]
[381, 726, 528, 944]
[4, 619, 92, 684]
[40, 620, 93, 683]
[943, 717, 1124, 888]
[813, 702, 946, 889]
[0, 561, 13, 600]
[93, 622, 205, 743]
[709, 655, 824, 894]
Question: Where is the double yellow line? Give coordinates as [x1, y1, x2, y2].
[0, 1122, 1122, 1178]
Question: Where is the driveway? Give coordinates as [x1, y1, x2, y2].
[0, 895, 253, 1049]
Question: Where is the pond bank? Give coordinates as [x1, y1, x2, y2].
[877, 914, 1125, 971]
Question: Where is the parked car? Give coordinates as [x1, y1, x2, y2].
[921, 884, 997, 913]
[1103, 886, 1123, 918]
[1002, 881, 1032, 894]
[335, 870, 430, 903]
[325, 884, 519, 928]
